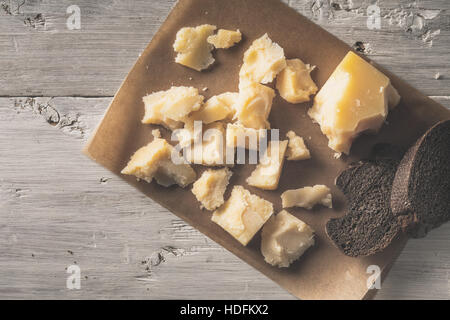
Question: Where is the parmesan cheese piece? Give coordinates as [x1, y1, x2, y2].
[276, 59, 318, 104]
[192, 168, 233, 211]
[173, 119, 205, 150]
[308, 51, 401, 154]
[233, 82, 275, 129]
[142, 86, 204, 129]
[239, 33, 286, 88]
[173, 24, 217, 71]
[226, 123, 267, 150]
[281, 185, 333, 210]
[247, 140, 288, 190]
[212, 186, 274, 246]
[185, 92, 238, 125]
[184, 122, 227, 166]
[285, 131, 311, 161]
[207, 29, 242, 49]
[121, 132, 196, 188]
[261, 210, 315, 268]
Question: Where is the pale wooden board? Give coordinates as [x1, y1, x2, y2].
[0, 0, 449, 300]
[0, 0, 449, 96]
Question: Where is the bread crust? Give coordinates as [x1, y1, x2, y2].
[391, 120, 450, 238]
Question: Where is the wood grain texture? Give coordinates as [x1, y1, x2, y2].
[0, 0, 449, 96]
[0, 0, 449, 300]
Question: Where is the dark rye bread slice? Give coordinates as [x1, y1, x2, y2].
[326, 145, 404, 257]
[391, 120, 450, 238]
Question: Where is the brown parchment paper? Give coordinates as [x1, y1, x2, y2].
[83, 0, 450, 300]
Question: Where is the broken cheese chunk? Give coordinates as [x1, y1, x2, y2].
[281, 185, 332, 210]
[192, 168, 233, 211]
[261, 210, 315, 268]
[142, 91, 182, 131]
[184, 122, 227, 166]
[286, 131, 311, 161]
[186, 92, 238, 125]
[308, 51, 401, 154]
[173, 24, 217, 71]
[247, 140, 288, 190]
[212, 186, 274, 246]
[207, 29, 242, 49]
[121, 133, 196, 188]
[276, 59, 318, 104]
[142, 86, 204, 129]
[233, 82, 275, 129]
[239, 33, 286, 88]
[226, 123, 267, 150]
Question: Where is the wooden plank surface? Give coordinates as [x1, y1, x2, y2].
[0, 0, 449, 299]
[0, 0, 449, 97]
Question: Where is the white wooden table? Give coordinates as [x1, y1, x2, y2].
[0, 0, 449, 300]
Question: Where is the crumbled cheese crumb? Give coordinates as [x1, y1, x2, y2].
[207, 29, 242, 49]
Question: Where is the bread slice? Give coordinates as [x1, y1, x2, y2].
[326, 145, 403, 257]
[391, 120, 450, 238]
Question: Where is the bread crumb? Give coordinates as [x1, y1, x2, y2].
[334, 152, 342, 159]
[434, 72, 441, 80]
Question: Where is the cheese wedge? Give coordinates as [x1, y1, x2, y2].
[308, 51, 401, 154]
[247, 140, 288, 190]
[173, 24, 217, 71]
[212, 186, 274, 246]
[261, 210, 315, 268]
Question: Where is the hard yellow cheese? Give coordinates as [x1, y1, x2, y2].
[142, 86, 204, 130]
[308, 51, 401, 154]
[233, 82, 275, 129]
[207, 29, 242, 49]
[285, 131, 311, 161]
[173, 24, 217, 71]
[183, 122, 227, 166]
[185, 92, 238, 125]
[247, 140, 288, 190]
[276, 59, 318, 104]
[239, 33, 286, 88]
[212, 186, 273, 246]
[281, 185, 332, 210]
[225, 123, 267, 150]
[261, 210, 315, 268]
[192, 168, 233, 211]
[121, 132, 196, 188]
